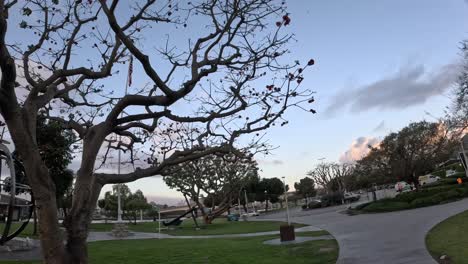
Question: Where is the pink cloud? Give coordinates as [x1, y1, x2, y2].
[339, 136, 380, 163]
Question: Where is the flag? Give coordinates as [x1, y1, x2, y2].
[127, 56, 133, 87]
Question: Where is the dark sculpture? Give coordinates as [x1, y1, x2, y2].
[0, 142, 34, 245]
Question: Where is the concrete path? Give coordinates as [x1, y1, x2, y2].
[254, 198, 468, 264]
[263, 235, 334, 245]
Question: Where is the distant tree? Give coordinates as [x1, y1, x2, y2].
[307, 162, 353, 194]
[255, 177, 288, 210]
[98, 184, 151, 224]
[126, 190, 151, 224]
[146, 202, 160, 221]
[294, 177, 316, 206]
[164, 152, 258, 223]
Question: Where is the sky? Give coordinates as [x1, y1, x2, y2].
[107, 0, 468, 205]
[2, 1, 468, 205]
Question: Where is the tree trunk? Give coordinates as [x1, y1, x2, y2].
[6, 116, 68, 263]
[64, 180, 103, 264]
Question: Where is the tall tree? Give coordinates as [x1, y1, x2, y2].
[0, 1, 315, 262]
[352, 121, 458, 188]
[450, 40, 468, 131]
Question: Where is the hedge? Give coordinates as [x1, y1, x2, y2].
[359, 184, 468, 213]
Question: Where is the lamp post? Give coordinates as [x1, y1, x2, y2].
[238, 188, 243, 218]
[279, 176, 295, 242]
[264, 190, 268, 212]
[282, 176, 290, 225]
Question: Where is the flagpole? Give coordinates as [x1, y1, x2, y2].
[117, 56, 132, 223]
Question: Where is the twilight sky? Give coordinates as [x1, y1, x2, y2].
[3, 1, 467, 205]
[97, 0, 468, 205]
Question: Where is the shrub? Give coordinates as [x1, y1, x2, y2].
[410, 197, 434, 208]
[353, 202, 371, 210]
[363, 184, 468, 212]
[362, 201, 410, 213]
[432, 170, 446, 178]
[320, 192, 344, 206]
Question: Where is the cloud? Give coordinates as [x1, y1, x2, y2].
[373, 120, 386, 132]
[257, 159, 284, 166]
[325, 63, 459, 116]
[339, 136, 380, 163]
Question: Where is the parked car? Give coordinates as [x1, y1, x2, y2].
[344, 192, 360, 203]
[241, 212, 259, 217]
[395, 181, 412, 193]
[305, 199, 323, 209]
[418, 174, 440, 186]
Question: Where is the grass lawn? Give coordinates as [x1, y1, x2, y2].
[0, 232, 337, 264]
[0, 222, 37, 238]
[2, 218, 305, 239]
[90, 218, 306, 236]
[426, 210, 468, 263]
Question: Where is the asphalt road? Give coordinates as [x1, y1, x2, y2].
[255, 198, 468, 264]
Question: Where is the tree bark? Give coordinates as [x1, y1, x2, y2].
[4, 110, 68, 263]
[64, 180, 103, 264]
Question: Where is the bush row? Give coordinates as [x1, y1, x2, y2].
[360, 184, 468, 213]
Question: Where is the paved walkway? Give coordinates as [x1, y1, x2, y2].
[255, 198, 468, 264]
[263, 235, 334, 245]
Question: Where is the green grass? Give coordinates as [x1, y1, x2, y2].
[0, 222, 37, 238]
[91, 218, 306, 236]
[0, 233, 338, 264]
[426, 210, 468, 263]
[2, 218, 303, 240]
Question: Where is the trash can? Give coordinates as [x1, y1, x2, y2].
[280, 225, 295, 242]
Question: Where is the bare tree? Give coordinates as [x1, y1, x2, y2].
[307, 162, 353, 194]
[0, 1, 315, 263]
[164, 151, 258, 224]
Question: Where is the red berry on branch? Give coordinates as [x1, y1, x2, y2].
[282, 15, 291, 26]
[308, 59, 315, 66]
[276, 21, 282, 27]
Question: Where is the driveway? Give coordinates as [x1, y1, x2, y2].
[255, 198, 468, 264]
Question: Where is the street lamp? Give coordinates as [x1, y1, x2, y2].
[279, 176, 295, 242]
[264, 190, 268, 212]
[238, 187, 243, 218]
[282, 176, 290, 225]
